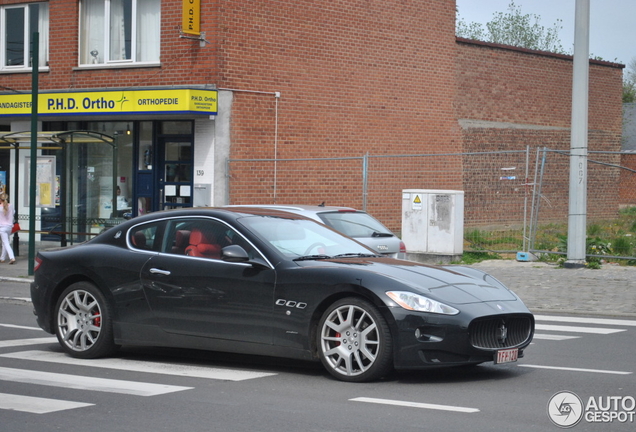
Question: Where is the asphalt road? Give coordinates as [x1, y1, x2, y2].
[1, 302, 634, 432]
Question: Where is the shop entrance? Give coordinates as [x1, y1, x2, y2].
[135, 121, 194, 215]
[158, 137, 193, 210]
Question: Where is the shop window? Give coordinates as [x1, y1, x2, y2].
[79, 0, 160, 66]
[0, 2, 49, 70]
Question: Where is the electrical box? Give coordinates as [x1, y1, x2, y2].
[401, 189, 464, 255]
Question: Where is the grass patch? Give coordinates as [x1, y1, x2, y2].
[453, 251, 502, 265]
[464, 210, 636, 266]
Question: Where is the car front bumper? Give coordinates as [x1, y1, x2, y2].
[389, 303, 534, 370]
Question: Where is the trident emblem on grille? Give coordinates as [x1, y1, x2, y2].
[496, 322, 508, 344]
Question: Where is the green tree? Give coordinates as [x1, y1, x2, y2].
[456, 1, 567, 54]
[624, 57, 636, 103]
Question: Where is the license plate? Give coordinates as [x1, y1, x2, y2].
[495, 348, 518, 364]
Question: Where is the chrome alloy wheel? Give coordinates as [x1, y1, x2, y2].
[57, 289, 103, 352]
[319, 303, 382, 378]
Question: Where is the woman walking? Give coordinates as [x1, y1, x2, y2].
[0, 193, 16, 264]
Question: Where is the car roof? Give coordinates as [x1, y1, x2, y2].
[225, 204, 359, 213]
[125, 206, 313, 226]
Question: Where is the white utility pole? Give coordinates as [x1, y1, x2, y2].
[566, 0, 590, 268]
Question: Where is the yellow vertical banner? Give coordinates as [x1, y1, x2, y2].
[182, 0, 201, 36]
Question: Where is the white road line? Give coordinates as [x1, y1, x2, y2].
[0, 297, 31, 303]
[0, 392, 93, 414]
[0, 337, 58, 348]
[534, 315, 636, 327]
[0, 350, 276, 381]
[519, 364, 632, 375]
[534, 324, 626, 334]
[0, 366, 192, 396]
[532, 334, 580, 341]
[0, 324, 43, 331]
[350, 397, 480, 413]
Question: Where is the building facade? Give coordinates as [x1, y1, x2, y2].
[0, 0, 625, 240]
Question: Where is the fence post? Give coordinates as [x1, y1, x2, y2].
[362, 153, 368, 211]
[522, 145, 530, 252]
[529, 147, 548, 251]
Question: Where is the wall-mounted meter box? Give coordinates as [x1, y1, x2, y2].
[401, 189, 464, 255]
[193, 184, 211, 207]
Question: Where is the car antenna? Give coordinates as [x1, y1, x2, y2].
[318, 201, 325, 207]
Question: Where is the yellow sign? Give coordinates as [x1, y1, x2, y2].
[182, 0, 201, 36]
[0, 88, 217, 117]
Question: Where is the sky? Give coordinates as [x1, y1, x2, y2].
[456, 0, 636, 66]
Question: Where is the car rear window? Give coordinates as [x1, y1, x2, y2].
[318, 212, 392, 238]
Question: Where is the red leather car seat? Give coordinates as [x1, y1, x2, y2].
[185, 228, 221, 259]
[171, 230, 191, 254]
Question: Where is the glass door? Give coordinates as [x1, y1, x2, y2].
[158, 137, 193, 210]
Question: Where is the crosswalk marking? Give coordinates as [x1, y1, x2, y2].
[1, 350, 276, 381]
[350, 397, 480, 413]
[532, 315, 630, 341]
[0, 366, 192, 396]
[0, 324, 44, 331]
[534, 315, 636, 327]
[532, 334, 580, 341]
[0, 337, 57, 348]
[518, 364, 632, 375]
[0, 392, 94, 414]
[534, 324, 625, 334]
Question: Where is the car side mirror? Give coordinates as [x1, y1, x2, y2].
[221, 245, 250, 262]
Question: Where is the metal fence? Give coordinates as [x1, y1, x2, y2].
[228, 147, 636, 262]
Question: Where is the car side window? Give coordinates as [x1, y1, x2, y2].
[129, 223, 161, 251]
[164, 218, 259, 261]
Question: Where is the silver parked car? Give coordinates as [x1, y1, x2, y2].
[227, 204, 406, 258]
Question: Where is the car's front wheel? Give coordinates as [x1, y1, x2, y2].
[55, 282, 117, 359]
[318, 297, 393, 382]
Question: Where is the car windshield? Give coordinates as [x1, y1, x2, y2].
[318, 211, 393, 238]
[238, 215, 375, 259]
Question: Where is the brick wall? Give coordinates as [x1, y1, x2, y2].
[0, 0, 220, 91]
[620, 153, 636, 206]
[222, 0, 463, 221]
[456, 38, 624, 226]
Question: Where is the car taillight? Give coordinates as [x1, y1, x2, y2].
[34, 256, 42, 273]
[399, 241, 407, 253]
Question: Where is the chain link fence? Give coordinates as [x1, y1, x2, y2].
[228, 148, 636, 262]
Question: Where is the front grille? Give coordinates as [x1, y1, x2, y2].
[469, 315, 533, 349]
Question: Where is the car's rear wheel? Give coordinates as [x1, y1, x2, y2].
[318, 297, 393, 382]
[55, 282, 117, 359]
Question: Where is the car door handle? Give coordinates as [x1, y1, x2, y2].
[149, 268, 171, 276]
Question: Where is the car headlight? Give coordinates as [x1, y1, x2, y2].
[386, 291, 459, 315]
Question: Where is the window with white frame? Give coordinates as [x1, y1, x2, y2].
[79, 0, 161, 66]
[1, 2, 49, 70]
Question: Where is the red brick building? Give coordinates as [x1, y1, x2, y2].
[0, 0, 625, 237]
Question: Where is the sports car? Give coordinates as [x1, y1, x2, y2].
[30, 207, 534, 382]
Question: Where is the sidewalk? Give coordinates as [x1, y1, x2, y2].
[2, 248, 635, 317]
[471, 260, 636, 318]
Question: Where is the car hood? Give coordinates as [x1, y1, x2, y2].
[304, 257, 518, 305]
